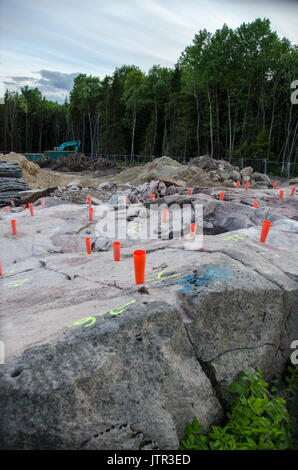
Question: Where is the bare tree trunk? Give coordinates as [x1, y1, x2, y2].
[5, 95, 18, 151]
[25, 112, 28, 153]
[82, 114, 85, 154]
[194, 85, 200, 156]
[162, 116, 167, 155]
[267, 78, 280, 159]
[88, 111, 93, 156]
[227, 90, 232, 161]
[184, 125, 188, 159]
[282, 104, 293, 172]
[216, 88, 220, 158]
[207, 86, 213, 158]
[131, 99, 136, 161]
[4, 112, 7, 150]
[39, 125, 43, 152]
[232, 108, 238, 155]
[152, 96, 158, 156]
[171, 104, 176, 156]
[241, 83, 251, 144]
[288, 118, 297, 166]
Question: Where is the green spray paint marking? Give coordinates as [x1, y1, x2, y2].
[147, 270, 179, 283]
[8, 278, 30, 288]
[72, 299, 137, 328]
[1, 270, 14, 278]
[128, 223, 141, 233]
[223, 234, 246, 242]
[72, 270, 179, 328]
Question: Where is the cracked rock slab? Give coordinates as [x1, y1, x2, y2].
[0, 301, 222, 450]
[1, 190, 298, 450]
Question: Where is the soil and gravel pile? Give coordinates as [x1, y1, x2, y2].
[0, 153, 110, 190]
[112, 156, 214, 187]
[0, 152, 68, 189]
[35, 156, 55, 168]
[189, 154, 273, 188]
[36, 153, 117, 172]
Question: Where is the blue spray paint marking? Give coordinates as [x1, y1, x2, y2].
[176, 267, 229, 293]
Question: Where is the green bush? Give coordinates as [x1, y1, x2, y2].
[180, 368, 297, 450]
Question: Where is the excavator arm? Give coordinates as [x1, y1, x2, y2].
[55, 141, 81, 151]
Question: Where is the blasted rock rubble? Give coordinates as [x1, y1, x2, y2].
[0, 154, 275, 208]
[0, 158, 297, 450]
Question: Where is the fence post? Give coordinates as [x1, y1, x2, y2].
[287, 162, 290, 178]
[264, 159, 267, 174]
[241, 158, 244, 169]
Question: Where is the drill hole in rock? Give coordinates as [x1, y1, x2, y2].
[11, 366, 24, 378]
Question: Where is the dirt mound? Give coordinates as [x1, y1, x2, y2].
[36, 153, 117, 172]
[189, 155, 273, 188]
[35, 156, 54, 168]
[113, 156, 214, 187]
[0, 153, 68, 189]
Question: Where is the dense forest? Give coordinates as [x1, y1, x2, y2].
[1, 18, 297, 169]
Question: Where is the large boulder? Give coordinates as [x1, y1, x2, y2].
[189, 157, 243, 186]
[190, 155, 218, 171]
[286, 177, 298, 187]
[177, 253, 297, 395]
[18, 187, 57, 204]
[0, 301, 223, 450]
[240, 167, 253, 178]
[252, 172, 273, 188]
[92, 237, 112, 252]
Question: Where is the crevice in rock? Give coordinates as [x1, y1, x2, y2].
[78, 423, 129, 448]
[206, 343, 276, 364]
[73, 273, 125, 290]
[285, 272, 298, 283]
[47, 248, 64, 254]
[274, 346, 283, 358]
[139, 438, 159, 450]
[10, 365, 24, 378]
[138, 286, 149, 295]
[39, 259, 72, 280]
[76, 224, 91, 234]
[181, 318, 226, 411]
[1, 268, 32, 279]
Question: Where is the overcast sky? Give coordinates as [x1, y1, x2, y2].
[0, 0, 297, 103]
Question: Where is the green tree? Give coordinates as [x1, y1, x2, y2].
[122, 67, 145, 160]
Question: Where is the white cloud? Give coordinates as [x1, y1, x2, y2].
[0, 0, 297, 102]
[2, 70, 79, 103]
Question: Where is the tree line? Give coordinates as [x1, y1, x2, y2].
[0, 18, 297, 168]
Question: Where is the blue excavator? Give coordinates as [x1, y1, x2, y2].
[53, 141, 81, 152]
[24, 141, 82, 162]
[44, 140, 81, 159]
